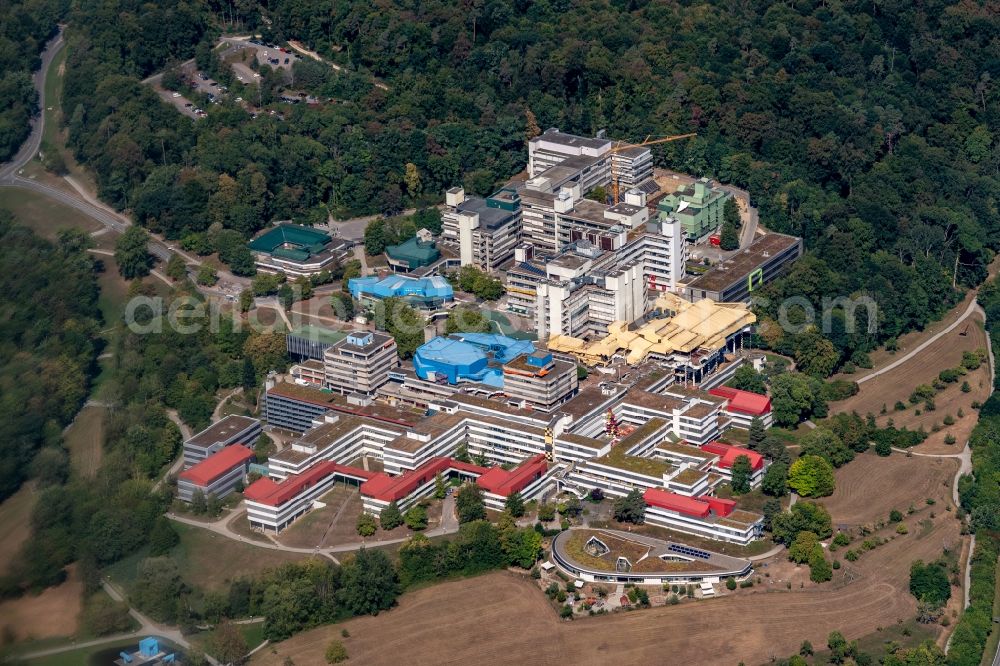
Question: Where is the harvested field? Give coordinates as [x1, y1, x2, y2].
[0, 565, 82, 643]
[257, 507, 964, 666]
[63, 404, 104, 477]
[831, 311, 988, 423]
[821, 453, 957, 527]
[0, 483, 36, 575]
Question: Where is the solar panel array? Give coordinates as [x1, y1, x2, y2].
[668, 543, 712, 560]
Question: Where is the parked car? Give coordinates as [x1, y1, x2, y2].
[171, 92, 181, 98]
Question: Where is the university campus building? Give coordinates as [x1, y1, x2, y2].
[682, 232, 803, 304]
[248, 223, 351, 278]
[182, 415, 261, 468]
[177, 444, 255, 503]
[253, 362, 771, 543]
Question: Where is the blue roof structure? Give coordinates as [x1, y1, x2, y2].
[348, 275, 454, 304]
[413, 334, 535, 387]
[453, 333, 535, 363]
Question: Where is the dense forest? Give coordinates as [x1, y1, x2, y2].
[0, 0, 65, 160]
[949, 276, 1000, 665]
[59, 0, 1000, 373]
[0, 212, 100, 502]
[2, 276, 292, 595]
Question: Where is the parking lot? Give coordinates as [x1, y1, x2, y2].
[144, 37, 306, 119]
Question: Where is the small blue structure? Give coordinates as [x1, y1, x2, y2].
[139, 638, 159, 658]
[413, 334, 536, 387]
[119, 652, 133, 664]
[348, 275, 453, 308]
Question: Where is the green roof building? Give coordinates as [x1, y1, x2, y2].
[385, 236, 441, 272]
[656, 178, 731, 241]
[248, 224, 349, 277]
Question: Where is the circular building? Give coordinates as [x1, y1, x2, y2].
[550, 528, 752, 585]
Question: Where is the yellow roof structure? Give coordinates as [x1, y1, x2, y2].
[548, 294, 755, 366]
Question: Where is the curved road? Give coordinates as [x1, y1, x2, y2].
[167, 493, 459, 559]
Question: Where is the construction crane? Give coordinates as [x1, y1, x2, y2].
[608, 133, 697, 204]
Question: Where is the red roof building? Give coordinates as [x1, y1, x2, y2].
[708, 386, 771, 416]
[244, 461, 377, 507]
[643, 488, 740, 520]
[361, 457, 488, 503]
[476, 454, 548, 497]
[179, 445, 255, 487]
[643, 488, 711, 518]
[700, 441, 764, 471]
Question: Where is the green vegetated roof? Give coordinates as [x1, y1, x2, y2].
[289, 326, 347, 345]
[386, 237, 440, 265]
[248, 224, 332, 255]
[593, 418, 671, 477]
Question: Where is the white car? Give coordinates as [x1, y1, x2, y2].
[237, 75, 244, 81]
[171, 92, 181, 98]
[235, 97, 243, 102]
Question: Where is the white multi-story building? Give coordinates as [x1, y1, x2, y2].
[442, 187, 522, 272]
[610, 146, 654, 191]
[506, 214, 685, 340]
[528, 129, 613, 178]
[323, 331, 399, 396]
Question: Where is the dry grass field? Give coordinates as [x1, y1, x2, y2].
[255, 447, 968, 666]
[63, 405, 105, 478]
[0, 565, 82, 643]
[821, 453, 958, 527]
[831, 313, 988, 422]
[0, 483, 36, 575]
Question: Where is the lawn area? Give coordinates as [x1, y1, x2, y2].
[169, 523, 313, 592]
[0, 483, 37, 575]
[63, 405, 104, 478]
[0, 189, 103, 239]
[103, 523, 313, 596]
[192, 620, 266, 659]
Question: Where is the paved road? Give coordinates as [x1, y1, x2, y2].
[0, 30, 63, 181]
[0, 32, 251, 282]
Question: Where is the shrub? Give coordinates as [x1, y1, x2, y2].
[832, 532, 850, 547]
[944, 434, 957, 445]
[896, 523, 909, 534]
[559, 605, 573, 619]
[894, 401, 906, 411]
[356, 513, 377, 537]
[325, 640, 348, 664]
[943, 414, 955, 426]
[725, 577, 737, 591]
[889, 509, 903, 523]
